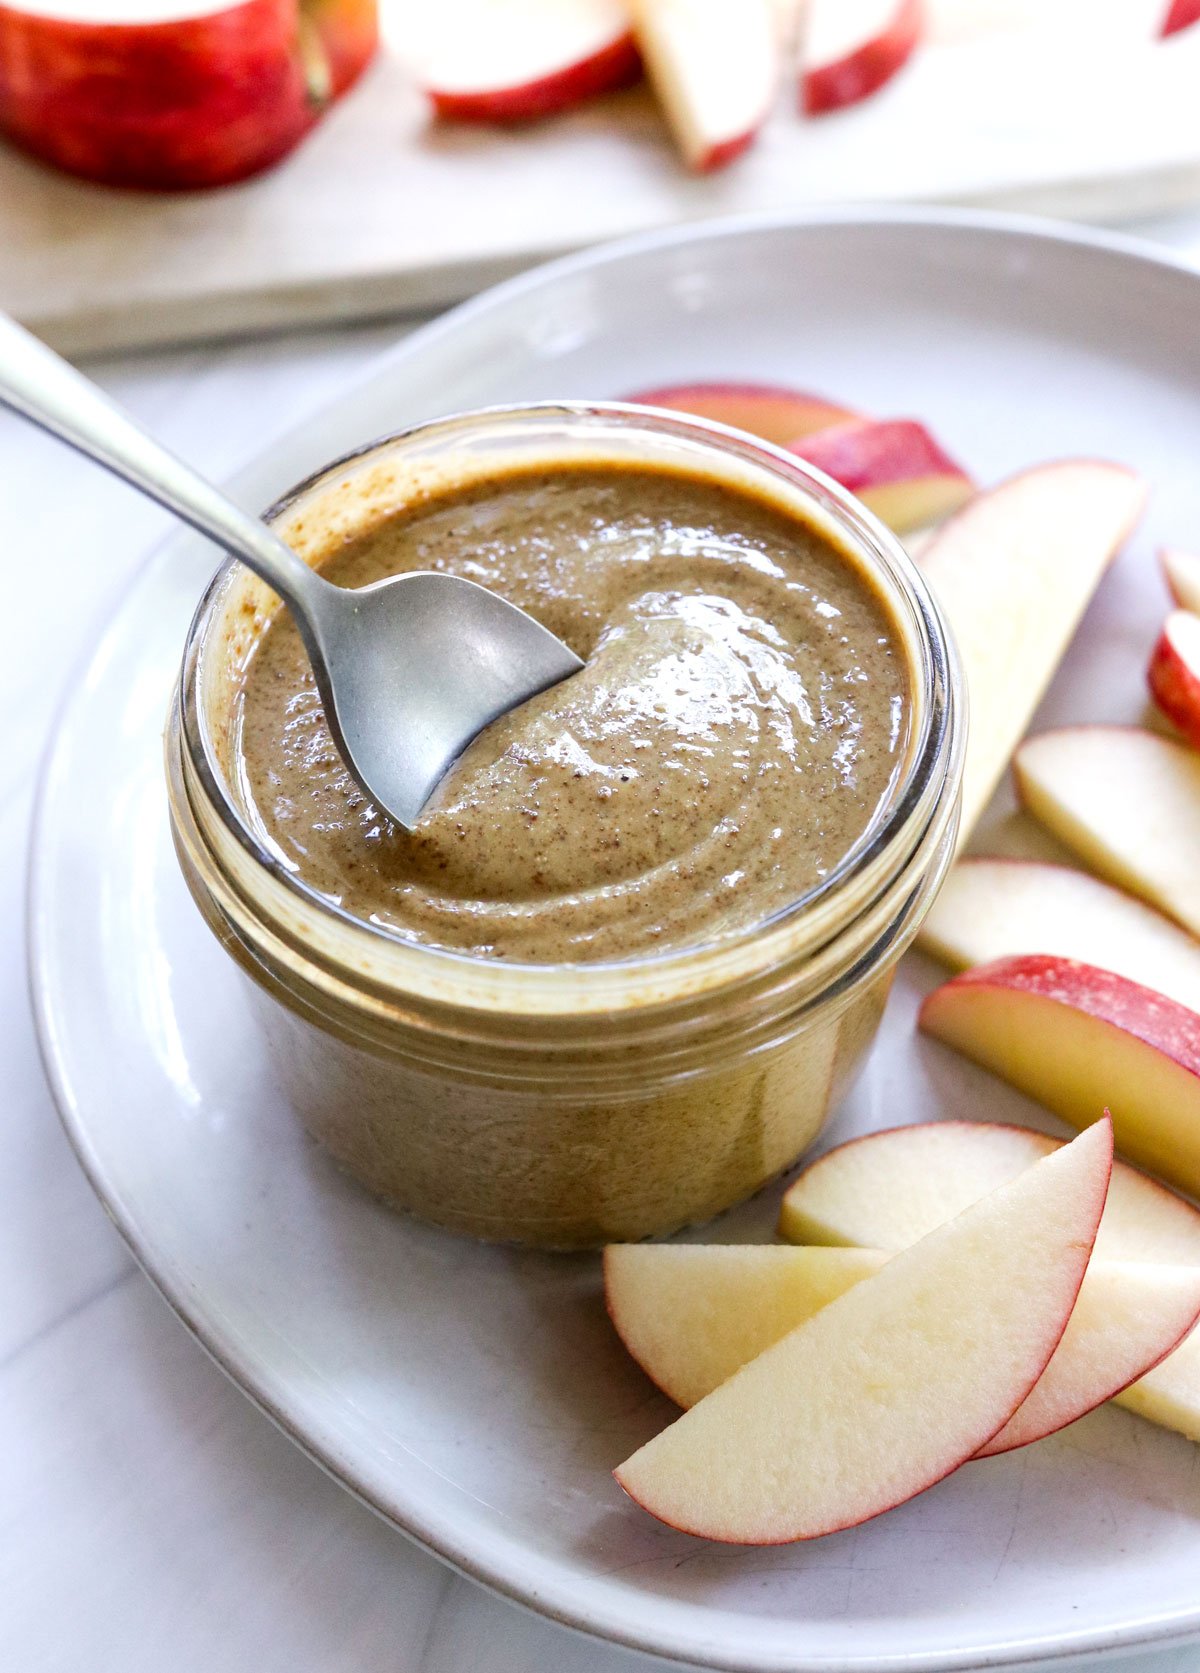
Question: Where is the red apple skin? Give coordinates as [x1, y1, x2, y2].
[1162, 0, 1200, 35]
[1149, 613, 1200, 748]
[922, 956, 1200, 1079]
[0, 0, 377, 190]
[789, 416, 966, 492]
[623, 381, 859, 445]
[428, 30, 641, 122]
[802, 0, 923, 116]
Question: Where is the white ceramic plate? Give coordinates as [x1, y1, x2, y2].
[29, 210, 1200, 1673]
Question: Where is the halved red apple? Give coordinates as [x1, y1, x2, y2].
[0, 0, 377, 189]
[622, 380, 860, 445]
[801, 0, 923, 115]
[628, 0, 778, 170]
[1149, 611, 1200, 746]
[1162, 548, 1200, 613]
[414, 0, 640, 123]
[920, 955, 1200, 1199]
[790, 416, 973, 533]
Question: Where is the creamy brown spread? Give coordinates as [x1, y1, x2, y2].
[236, 463, 909, 963]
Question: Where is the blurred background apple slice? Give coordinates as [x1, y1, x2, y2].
[622, 379, 860, 443]
[412, 0, 640, 123]
[801, 0, 923, 115]
[1149, 610, 1200, 746]
[628, 0, 778, 169]
[790, 416, 973, 532]
[1162, 548, 1200, 613]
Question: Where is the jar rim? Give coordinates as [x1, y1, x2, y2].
[176, 401, 964, 1015]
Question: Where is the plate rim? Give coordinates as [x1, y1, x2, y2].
[27, 203, 1200, 1673]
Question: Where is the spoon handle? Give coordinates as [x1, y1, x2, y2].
[0, 311, 323, 616]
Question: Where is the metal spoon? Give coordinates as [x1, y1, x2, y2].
[0, 313, 583, 829]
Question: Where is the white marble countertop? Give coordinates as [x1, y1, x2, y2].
[7, 206, 1200, 1673]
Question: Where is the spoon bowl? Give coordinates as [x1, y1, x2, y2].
[0, 311, 582, 828]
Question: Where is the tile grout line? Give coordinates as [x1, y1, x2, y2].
[0, 1262, 139, 1379]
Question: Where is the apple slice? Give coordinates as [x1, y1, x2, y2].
[780, 1118, 1200, 1440]
[920, 957, 1200, 1199]
[1163, 0, 1200, 34]
[413, 0, 640, 123]
[0, 0, 377, 188]
[1015, 727, 1200, 938]
[1162, 548, 1200, 614]
[920, 463, 1145, 842]
[779, 1120, 1200, 1261]
[622, 381, 859, 445]
[604, 1241, 1200, 1455]
[627, 0, 778, 170]
[613, 1121, 1110, 1542]
[1149, 611, 1200, 747]
[917, 858, 1200, 1013]
[801, 0, 923, 115]
[605, 1244, 887, 1407]
[790, 418, 973, 534]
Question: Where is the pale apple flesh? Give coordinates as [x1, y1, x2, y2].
[917, 858, 1200, 1014]
[622, 380, 859, 444]
[920, 955, 1200, 1200]
[780, 1117, 1200, 1440]
[1015, 726, 1200, 938]
[614, 1122, 1111, 1543]
[1162, 547, 1200, 614]
[918, 463, 1145, 843]
[604, 1241, 1200, 1455]
[413, 0, 640, 122]
[802, 0, 923, 114]
[779, 1120, 1200, 1262]
[627, 0, 778, 171]
[605, 1244, 886, 1408]
[789, 417, 974, 534]
[0, 0, 377, 189]
[1149, 611, 1200, 747]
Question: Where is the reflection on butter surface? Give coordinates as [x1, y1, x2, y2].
[238, 464, 909, 962]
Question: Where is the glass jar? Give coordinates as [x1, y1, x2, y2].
[166, 405, 964, 1249]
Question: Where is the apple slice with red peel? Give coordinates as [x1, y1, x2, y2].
[623, 381, 859, 445]
[917, 859, 1200, 1013]
[920, 956, 1200, 1200]
[1015, 727, 1200, 938]
[790, 418, 973, 534]
[0, 0, 377, 189]
[627, 0, 778, 171]
[613, 1121, 1110, 1542]
[414, 0, 640, 123]
[779, 1120, 1200, 1262]
[1150, 612, 1200, 746]
[1162, 549, 1200, 613]
[920, 463, 1145, 843]
[801, 0, 923, 115]
[978, 1259, 1200, 1455]
[604, 1240, 1200, 1455]
[780, 1119, 1200, 1441]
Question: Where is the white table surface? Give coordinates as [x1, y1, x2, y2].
[7, 205, 1200, 1673]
